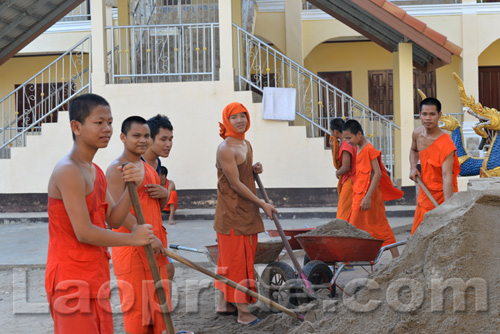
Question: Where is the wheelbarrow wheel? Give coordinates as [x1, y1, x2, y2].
[303, 254, 311, 266]
[259, 261, 298, 312]
[301, 260, 335, 300]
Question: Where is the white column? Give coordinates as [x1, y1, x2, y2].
[460, 7, 479, 124]
[90, 0, 107, 88]
[218, 0, 234, 82]
[284, 0, 303, 65]
[393, 42, 414, 187]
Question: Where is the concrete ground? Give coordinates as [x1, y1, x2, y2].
[0, 215, 413, 266]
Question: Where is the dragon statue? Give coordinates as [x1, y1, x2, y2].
[420, 73, 500, 177]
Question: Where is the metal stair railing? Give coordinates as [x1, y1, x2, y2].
[233, 24, 399, 177]
[0, 35, 91, 159]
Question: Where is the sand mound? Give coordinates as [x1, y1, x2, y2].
[299, 219, 373, 239]
[253, 179, 500, 334]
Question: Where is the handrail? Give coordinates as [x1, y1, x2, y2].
[233, 23, 399, 177]
[0, 35, 91, 105]
[0, 35, 91, 158]
[0, 79, 89, 150]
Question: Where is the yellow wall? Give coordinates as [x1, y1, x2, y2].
[304, 41, 392, 106]
[436, 56, 462, 114]
[253, 12, 286, 53]
[479, 38, 500, 66]
[0, 56, 58, 100]
[302, 19, 361, 59]
[20, 32, 90, 54]
[0, 54, 90, 100]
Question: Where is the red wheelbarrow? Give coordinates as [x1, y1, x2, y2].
[266, 228, 315, 251]
[294, 235, 408, 297]
[169, 240, 299, 310]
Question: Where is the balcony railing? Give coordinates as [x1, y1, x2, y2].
[60, 0, 91, 21]
[106, 23, 220, 84]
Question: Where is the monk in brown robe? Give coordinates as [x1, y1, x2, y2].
[343, 119, 403, 258]
[329, 118, 357, 221]
[410, 97, 459, 234]
[214, 102, 277, 326]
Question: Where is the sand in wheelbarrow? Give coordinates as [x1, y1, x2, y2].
[298, 218, 373, 239]
[243, 179, 500, 334]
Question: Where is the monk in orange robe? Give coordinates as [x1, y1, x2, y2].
[410, 98, 460, 234]
[329, 118, 357, 221]
[107, 116, 192, 334]
[343, 119, 403, 257]
[45, 94, 154, 334]
[214, 102, 277, 325]
[159, 166, 178, 225]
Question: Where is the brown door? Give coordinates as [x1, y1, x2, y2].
[318, 71, 352, 146]
[369, 69, 436, 116]
[479, 66, 500, 111]
[413, 69, 436, 114]
[368, 70, 393, 116]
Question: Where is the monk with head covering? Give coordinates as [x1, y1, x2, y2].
[410, 97, 459, 234]
[214, 102, 277, 326]
[329, 118, 357, 221]
[343, 119, 403, 258]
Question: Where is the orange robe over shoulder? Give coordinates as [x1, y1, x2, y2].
[349, 143, 403, 246]
[412, 133, 459, 234]
[45, 164, 113, 334]
[336, 140, 357, 221]
[213, 141, 264, 304]
[112, 161, 170, 334]
[163, 179, 178, 211]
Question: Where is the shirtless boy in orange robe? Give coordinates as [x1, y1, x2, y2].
[45, 94, 154, 334]
[329, 118, 357, 221]
[409, 97, 460, 234]
[343, 119, 403, 258]
[142, 115, 176, 296]
[214, 102, 277, 326]
[107, 116, 194, 334]
[143, 115, 178, 226]
[159, 166, 178, 219]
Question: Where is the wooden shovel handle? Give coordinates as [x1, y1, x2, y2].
[127, 182, 175, 334]
[164, 248, 304, 321]
[415, 176, 439, 208]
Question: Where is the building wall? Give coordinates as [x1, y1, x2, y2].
[0, 80, 335, 193]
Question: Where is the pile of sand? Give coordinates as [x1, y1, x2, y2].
[298, 219, 373, 239]
[251, 180, 500, 334]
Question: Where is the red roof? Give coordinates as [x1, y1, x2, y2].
[369, 0, 462, 57]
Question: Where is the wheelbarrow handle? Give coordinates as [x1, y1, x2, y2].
[169, 244, 205, 254]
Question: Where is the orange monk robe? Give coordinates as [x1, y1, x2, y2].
[349, 143, 404, 246]
[336, 140, 357, 221]
[112, 162, 171, 334]
[412, 134, 459, 234]
[45, 164, 113, 334]
[214, 229, 259, 304]
[162, 179, 178, 211]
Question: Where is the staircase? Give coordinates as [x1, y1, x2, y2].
[0, 35, 91, 158]
[232, 24, 399, 177]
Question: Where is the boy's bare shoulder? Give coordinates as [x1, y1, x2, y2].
[106, 157, 125, 177]
[48, 156, 85, 197]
